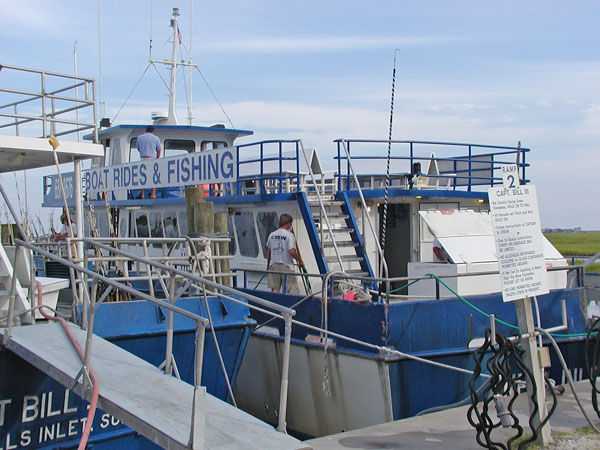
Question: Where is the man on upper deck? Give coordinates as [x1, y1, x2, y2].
[137, 125, 161, 199]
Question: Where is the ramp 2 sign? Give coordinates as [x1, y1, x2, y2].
[488, 180, 549, 302]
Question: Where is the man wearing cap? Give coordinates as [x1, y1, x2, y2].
[137, 125, 161, 199]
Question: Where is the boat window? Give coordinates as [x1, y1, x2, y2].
[110, 137, 122, 165]
[226, 214, 237, 255]
[233, 211, 258, 257]
[149, 212, 163, 238]
[201, 141, 227, 151]
[135, 213, 149, 238]
[129, 138, 141, 163]
[164, 139, 195, 157]
[257, 212, 279, 257]
[119, 216, 128, 238]
[163, 212, 179, 238]
[178, 211, 188, 236]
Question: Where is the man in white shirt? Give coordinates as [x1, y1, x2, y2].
[136, 125, 161, 199]
[266, 214, 304, 293]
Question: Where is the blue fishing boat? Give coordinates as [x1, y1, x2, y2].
[0, 60, 303, 449]
[29, 7, 596, 442]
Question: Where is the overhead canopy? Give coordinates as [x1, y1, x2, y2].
[0, 135, 103, 173]
[419, 209, 564, 264]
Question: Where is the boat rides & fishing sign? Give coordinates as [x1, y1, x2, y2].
[84, 147, 237, 194]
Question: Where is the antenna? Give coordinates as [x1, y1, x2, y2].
[167, 7, 180, 125]
[188, 0, 193, 125]
[97, 0, 105, 118]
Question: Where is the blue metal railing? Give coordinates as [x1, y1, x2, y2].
[234, 140, 301, 196]
[335, 139, 530, 192]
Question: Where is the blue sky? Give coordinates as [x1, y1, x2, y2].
[1, 1, 599, 230]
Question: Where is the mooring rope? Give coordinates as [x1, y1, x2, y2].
[380, 49, 400, 265]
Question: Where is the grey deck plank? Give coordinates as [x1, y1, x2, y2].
[1, 323, 307, 450]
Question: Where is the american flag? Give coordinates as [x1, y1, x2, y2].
[177, 26, 182, 45]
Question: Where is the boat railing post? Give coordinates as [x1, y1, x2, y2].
[435, 276, 440, 300]
[83, 283, 97, 390]
[165, 276, 175, 376]
[3, 243, 22, 345]
[81, 244, 90, 330]
[189, 316, 208, 448]
[142, 240, 155, 298]
[41, 71, 47, 137]
[277, 311, 293, 433]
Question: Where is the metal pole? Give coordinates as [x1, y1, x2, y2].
[277, 313, 293, 433]
[515, 297, 552, 445]
[3, 244, 22, 344]
[165, 277, 175, 375]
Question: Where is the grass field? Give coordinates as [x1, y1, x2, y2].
[544, 231, 600, 273]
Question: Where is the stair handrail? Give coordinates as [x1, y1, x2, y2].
[298, 140, 346, 272]
[338, 139, 389, 281]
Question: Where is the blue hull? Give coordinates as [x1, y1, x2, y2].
[0, 296, 254, 449]
[236, 287, 589, 436]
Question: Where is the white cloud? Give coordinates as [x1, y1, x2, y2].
[199, 34, 479, 53]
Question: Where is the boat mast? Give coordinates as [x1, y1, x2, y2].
[148, 7, 198, 125]
[168, 7, 180, 125]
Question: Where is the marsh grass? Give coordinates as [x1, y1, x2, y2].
[544, 232, 600, 273]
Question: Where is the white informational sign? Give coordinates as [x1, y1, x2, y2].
[488, 184, 549, 302]
[501, 164, 519, 188]
[84, 147, 237, 194]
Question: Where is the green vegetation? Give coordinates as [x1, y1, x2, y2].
[545, 232, 600, 273]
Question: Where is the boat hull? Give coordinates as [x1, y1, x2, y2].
[0, 296, 254, 449]
[234, 288, 590, 438]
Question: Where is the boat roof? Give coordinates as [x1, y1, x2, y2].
[0, 135, 104, 173]
[85, 124, 253, 141]
[419, 210, 563, 263]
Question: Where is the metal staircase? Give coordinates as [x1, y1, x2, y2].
[307, 195, 373, 277]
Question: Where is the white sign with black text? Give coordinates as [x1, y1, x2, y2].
[488, 183, 549, 302]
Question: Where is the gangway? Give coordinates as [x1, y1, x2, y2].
[0, 321, 305, 450]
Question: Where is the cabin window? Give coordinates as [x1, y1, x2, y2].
[178, 211, 188, 236]
[110, 137, 122, 165]
[201, 141, 227, 151]
[149, 212, 163, 238]
[164, 139, 195, 157]
[119, 216, 128, 238]
[129, 138, 142, 163]
[135, 213, 149, 238]
[257, 212, 279, 257]
[233, 211, 258, 257]
[163, 212, 179, 238]
[226, 214, 237, 255]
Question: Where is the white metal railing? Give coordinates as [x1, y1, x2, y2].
[3, 236, 297, 435]
[0, 63, 98, 141]
[338, 139, 389, 282]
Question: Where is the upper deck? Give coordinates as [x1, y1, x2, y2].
[43, 135, 529, 207]
[0, 64, 104, 172]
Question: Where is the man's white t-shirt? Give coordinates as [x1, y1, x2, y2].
[267, 228, 296, 268]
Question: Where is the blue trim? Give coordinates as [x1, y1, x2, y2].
[339, 191, 374, 277]
[297, 192, 328, 273]
[210, 192, 297, 204]
[343, 189, 488, 200]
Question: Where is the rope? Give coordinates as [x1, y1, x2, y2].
[111, 63, 152, 123]
[193, 65, 235, 129]
[380, 49, 400, 259]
